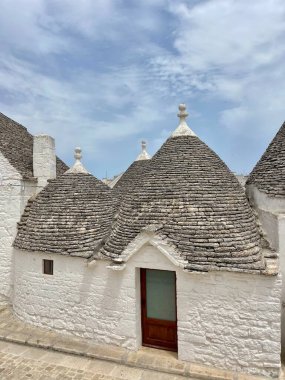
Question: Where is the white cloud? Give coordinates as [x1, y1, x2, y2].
[0, 53, 172, 163]
[46, 0, 121, 40]
[0, 0, 178, 172]
[0, 0, 168, 56]
[152, 0, 285, 134]
[1, 0, 285, 176]
[169, 0, 285, 71]
[0, 0, 69, 54]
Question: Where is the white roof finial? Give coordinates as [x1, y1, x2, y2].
[74, 147, 82, 161]
[178, 103, 188, 122]
[141, 140, 147, 151]
[65, 147, 89, 174]
[171, 104, 196, 137]
[135, 140, 151, 161]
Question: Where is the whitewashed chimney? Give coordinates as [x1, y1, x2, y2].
[33, 135, 56, 191]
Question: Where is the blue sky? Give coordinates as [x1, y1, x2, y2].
[0, 0, 285, 179]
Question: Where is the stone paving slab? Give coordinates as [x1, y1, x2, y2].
[0, 350, 106, 380]
[0, 341, 186, 380]
[0, 306, 275, 380]
[0, 351, 121, 380]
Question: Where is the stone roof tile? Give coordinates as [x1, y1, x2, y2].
[112, 140, 151, 198]
[247, 121, 285, 197]
[0, 112, 68, 179]
[102, 133, 265, 274]
[14, 173, 115, 257]
[113, 160, 150, 195]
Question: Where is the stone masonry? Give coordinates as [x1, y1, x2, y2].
[0, 153, 35, 304]
[13, 245, 282, 378]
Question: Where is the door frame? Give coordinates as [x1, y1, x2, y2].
[140, 268, 178, 351]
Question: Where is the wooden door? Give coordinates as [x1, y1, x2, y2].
[141, 268, 177, 351]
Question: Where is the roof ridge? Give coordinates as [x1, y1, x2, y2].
[0, 112, 29, 132]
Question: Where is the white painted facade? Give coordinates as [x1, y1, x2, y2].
[0, 152, 36, 305]
[247, 184, 285, 354]
[0, 111, 284, 378]
[33, 135, 56, 191]
[13, 244, 281, 378]
[0, 135, 56, 305]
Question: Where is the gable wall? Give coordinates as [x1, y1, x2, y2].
[247, 184, 285, 354]
[279, 216, 285, 352]
[0, 153, 35, 305]
[13, 245, 281, 378]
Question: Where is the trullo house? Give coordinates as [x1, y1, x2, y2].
[0, 105, 284, 378]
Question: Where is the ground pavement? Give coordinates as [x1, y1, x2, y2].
[0, 306, 280, 379]
[0, 340, 185, 380]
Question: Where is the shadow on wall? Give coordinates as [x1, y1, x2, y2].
[79, 262, 126, 327]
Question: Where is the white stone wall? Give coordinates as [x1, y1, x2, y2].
[279, 216, 285, 351]
[247, 184, 285, 358]
[247, 185, 285, 214]
[178, 271, 281, 378]
[13, 245, 281, 377]
[0, 153, 21, 305]
[33, 135, 56, 191]
[0, 153, 37, 306]
[257, 208, 279, 251]
[0, 134, 60, 306]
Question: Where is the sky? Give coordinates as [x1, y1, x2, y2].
[0, 0, 285, 179]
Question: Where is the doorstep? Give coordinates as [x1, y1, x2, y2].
[0, 306, 274, 380]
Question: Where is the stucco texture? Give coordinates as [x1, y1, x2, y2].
[13, 245, 281, 378]
[0, 153, 35, 304]
[246, 184, 285, 356]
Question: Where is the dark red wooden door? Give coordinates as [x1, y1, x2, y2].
[141, 268, 177, 351]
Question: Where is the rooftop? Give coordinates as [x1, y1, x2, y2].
[14, 149, 115, 258]
[0, 112, 68, 180]
[14, 105, 274, 274]
[102, 105, 266, 274]
[113, 140, 151, 195]
[247, 121, 285, 197]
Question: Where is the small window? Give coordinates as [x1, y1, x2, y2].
[43, 259, 53, 275]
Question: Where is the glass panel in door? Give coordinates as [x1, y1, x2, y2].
[146, 269, 176, 321]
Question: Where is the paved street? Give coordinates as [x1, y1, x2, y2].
[0, 341, 183, 380]
[0, 307, 277, 380]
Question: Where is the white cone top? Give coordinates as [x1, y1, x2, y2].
[135, 140, 151, 161]
[171, 104, 196, 137]
[65, 147, 89, 174]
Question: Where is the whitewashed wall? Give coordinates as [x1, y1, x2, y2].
[178, 270, 281, 379]
[279, 216, 285, 351]
[247, 184, 285, 357]
[13, 245, 281, 378]
[0, 153, 36, 305]
[0, 153, 22, 305]
[0, 134, 58, 305]
[33, 135, 56, 192]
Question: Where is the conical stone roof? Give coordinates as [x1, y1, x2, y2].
[113, 141, 151, 196]
[102, 105, 264, 273]
[247, 121, 285, 197]
[14, 149, 114, 258]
